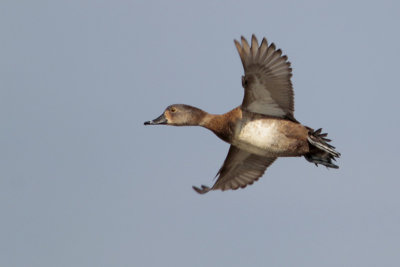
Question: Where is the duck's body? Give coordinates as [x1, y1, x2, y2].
[199, 107, 308, 157]
[145, 35, 340, 194]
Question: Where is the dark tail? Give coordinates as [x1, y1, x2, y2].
[304, 128, 341, 169]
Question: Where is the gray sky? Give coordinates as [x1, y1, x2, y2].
[1, 0, 400, 266]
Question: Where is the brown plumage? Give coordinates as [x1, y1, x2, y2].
[144, 35, 340, 194]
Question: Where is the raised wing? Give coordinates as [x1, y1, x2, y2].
[234, 35, 294, 118]
[193, 146, 276, 194]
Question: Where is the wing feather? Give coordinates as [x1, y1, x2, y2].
[235, 35, 294, 118]
[193, 146, 276, 194]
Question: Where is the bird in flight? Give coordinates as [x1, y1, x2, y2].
[144, 35, 340, 194]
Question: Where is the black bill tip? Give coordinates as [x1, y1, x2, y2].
[144, 113, 167, 126]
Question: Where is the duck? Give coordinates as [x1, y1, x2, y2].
[144, 35, 340, 194]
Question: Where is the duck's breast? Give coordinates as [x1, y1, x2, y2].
[233, 118, 308, 157]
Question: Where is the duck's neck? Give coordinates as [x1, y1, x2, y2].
[200, 107, 242, 143]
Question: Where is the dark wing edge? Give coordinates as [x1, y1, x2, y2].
[193, 146, 277, 194]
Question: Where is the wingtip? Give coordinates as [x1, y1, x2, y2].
[261, 37, 268, 44]
[251, 34, 258, 44]
[234, 39, 241, 49]
[192, 185, 211, 194]
[241, 36, 249, 48]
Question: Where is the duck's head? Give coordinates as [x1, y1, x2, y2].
[144, 104, 206, 126]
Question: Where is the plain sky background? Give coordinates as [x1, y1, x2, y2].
[1, 0, 400, 266]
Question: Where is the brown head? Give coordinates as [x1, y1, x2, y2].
[144, 104, 207, 126]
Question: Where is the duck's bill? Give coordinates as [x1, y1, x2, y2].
[144, 113, 167, 125]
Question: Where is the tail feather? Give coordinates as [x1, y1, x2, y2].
[305, 128, 340, 168]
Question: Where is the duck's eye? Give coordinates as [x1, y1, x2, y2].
[170, 107, 177, 113]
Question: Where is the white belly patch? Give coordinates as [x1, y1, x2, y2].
[233, 120, 284, 156]
[238, 120, 279, 147]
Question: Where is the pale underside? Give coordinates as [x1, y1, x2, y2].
[232, 118, 306, 157]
